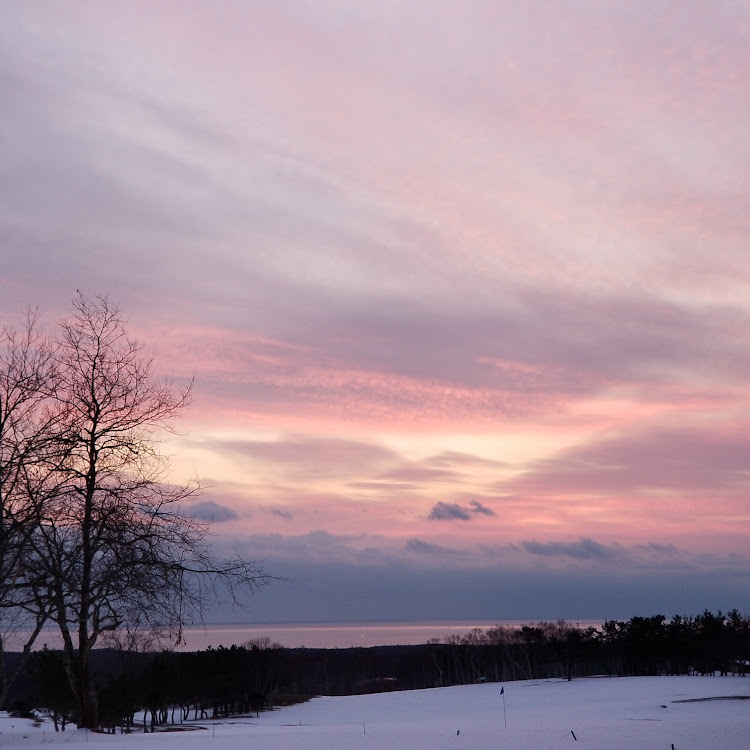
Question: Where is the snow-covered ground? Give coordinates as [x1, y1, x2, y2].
[2, 675, 749, 749]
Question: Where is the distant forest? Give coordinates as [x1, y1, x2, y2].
[4, 609, 749, 733]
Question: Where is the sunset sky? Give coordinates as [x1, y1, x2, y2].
[2, 2, 750, 624]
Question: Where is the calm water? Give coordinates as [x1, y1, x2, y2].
[178, 619, 603, 650]
[13, 620, 603, 651]
[180, 621, 501, 650]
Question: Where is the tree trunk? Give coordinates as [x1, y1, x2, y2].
[76, 647, 99, 729]
[60, 626, 99, 730]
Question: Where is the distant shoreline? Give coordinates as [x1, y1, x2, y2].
[178, 619, 605, 650]
[10, 618, 607, 652]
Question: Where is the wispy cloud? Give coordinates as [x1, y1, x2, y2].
[428, 500, 496, 522]
[405, 538, 462, 557]
[189, 500, 240, 523]
[522, 537, 622, 562]
[2, 1, 750, 621]
[266, 507, 294, 521]
[507, 424, 750, 497]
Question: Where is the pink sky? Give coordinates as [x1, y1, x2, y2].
[1, 1, 749, 622]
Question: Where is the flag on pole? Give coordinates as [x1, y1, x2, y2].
[500, 686, 504, 695]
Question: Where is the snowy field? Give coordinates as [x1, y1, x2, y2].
[2, 675, 749, 750]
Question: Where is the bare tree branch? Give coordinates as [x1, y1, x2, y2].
[2, 295, 270, 727]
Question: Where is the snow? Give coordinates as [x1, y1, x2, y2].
[2, 675, 749, 749]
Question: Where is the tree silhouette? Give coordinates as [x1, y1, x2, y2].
[0, 310, 60, 707]
[5, 294, 269, 728]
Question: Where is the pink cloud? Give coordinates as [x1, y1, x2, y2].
[3, 1, 750, 619]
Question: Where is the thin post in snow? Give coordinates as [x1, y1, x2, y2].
[500, 686, 507, 729]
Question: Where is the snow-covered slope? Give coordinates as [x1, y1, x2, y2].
[2, 675, 749, 749]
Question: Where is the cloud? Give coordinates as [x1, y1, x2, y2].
[3, 2, 750, 626]
[428, 500, 496, 522]
[468, 500, 494, 516]
[635, 542, 679, 558]
[378, 466, 461, 484]
[205, 524, 750, 623]
[518, 538, 704, 570]
[427, 451, 508, 470]
[189, 500, 240, 523]
[199, 434, 400, 482]
[347, 481, 421, 492]
[428, 503, 471, 521]
[207, 553, 750, 625]
[266, 507, 294, 520]
[522, 537, 622, 561]
[230, 530, 396, 568]
[507, 424, 750, 497]
[405, 538, 460, 556]
[145, 283, 750, 432]
[222, 526, 750, 575]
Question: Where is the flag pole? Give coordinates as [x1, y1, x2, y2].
[500, 686, 507, 728]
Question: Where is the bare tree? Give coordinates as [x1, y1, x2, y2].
[22, 294, 268, 728]
[0, 310, 60, 708]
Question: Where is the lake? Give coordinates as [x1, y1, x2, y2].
[13, 619, 603, 652]
[180, 621, 502, 649]
[178, 619, 602, 650]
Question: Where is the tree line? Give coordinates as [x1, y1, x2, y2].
[0, 295, 268, 728]
[4, 610, 748, 732]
